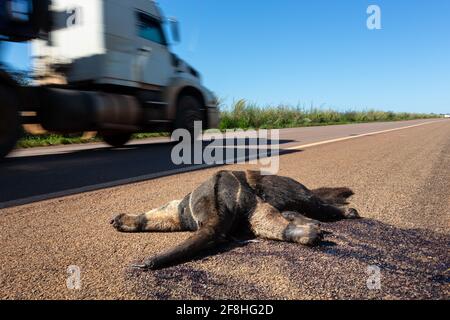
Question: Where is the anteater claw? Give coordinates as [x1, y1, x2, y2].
[131, 264, 149, 270]
[131, 258, 158, 271]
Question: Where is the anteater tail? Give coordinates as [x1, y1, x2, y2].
[142, 226, 220, 270]
[311, 187, 354, 206]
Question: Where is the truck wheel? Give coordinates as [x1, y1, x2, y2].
[0, 86, 21, 159]
[174, 95, 204, 139]
[101, 132, 132, 148]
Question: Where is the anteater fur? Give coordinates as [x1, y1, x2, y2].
[111, 170, 359, 270]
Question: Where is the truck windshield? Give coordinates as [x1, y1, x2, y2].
[8, 0, 33, 22]
[137, 12, 166, 46]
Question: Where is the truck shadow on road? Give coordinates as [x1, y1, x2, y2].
[126, 218, 449, 300]
[0, 138, 298, 207]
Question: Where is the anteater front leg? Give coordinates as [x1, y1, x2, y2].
[134, 170, 244, 270]
[111, 200, 186, 233]
[250, 200, 322, 246]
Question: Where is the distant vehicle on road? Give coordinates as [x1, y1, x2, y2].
[0, 0, 219, 158]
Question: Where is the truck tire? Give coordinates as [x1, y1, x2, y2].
[0, 86, 21, 159]
[174, 95, 204, 139]
[101, 132, 132, 148]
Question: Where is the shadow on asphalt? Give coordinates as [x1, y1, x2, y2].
[0, 138, 300, 205]
[126, 218, 449, 300]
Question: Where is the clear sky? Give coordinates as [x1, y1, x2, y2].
[2, 0, 450, 113]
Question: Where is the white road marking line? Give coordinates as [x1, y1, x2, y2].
[0, 120, 446, 209]
[285, 120, 442, 151]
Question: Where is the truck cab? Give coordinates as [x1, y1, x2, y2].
[0, 0, 219, 157]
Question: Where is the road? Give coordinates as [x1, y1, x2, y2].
[0, 119, 449, 299]
[0, 119, 444, 208]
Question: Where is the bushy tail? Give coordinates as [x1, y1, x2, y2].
[312, 187, 354, 206]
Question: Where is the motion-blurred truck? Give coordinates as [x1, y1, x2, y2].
[0, 0, 219, 158]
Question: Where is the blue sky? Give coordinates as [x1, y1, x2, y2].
[2, 0, 450, 113]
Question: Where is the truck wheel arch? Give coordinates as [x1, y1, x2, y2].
[173, 86, 207, 126]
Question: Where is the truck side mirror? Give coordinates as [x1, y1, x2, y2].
[168, 17, 180, 44]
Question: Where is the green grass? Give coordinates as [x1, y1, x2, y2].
[219, 100, 439, 130]
[17, 100, 439, 148]
[17, 132, 169, 148]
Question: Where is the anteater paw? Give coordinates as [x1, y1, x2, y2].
[131, 258, 159, 271]
[285, 223, 323, 246]
[110, 213, 142, 232]
[344, 208, 360, 219]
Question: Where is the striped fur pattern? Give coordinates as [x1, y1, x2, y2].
[111, 170, 359, 270]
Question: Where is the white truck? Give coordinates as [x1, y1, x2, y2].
[0, 0, 219, 158]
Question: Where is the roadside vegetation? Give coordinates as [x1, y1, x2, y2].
[17, 132, 170, 148]
[219, 100, 439, 130]
[17, 99, 439, 148]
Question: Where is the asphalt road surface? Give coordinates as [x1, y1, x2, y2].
[0, 119, 449, 299]
[0, 119, 444, 208]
